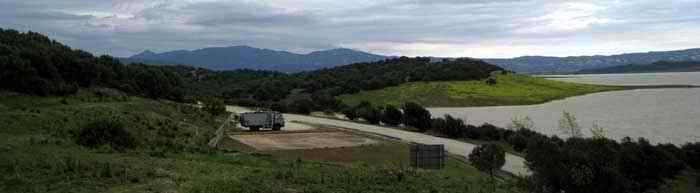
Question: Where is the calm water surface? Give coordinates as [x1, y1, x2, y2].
[429, 72, 700, 145]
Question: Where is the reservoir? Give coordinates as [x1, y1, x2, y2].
[429, 72, 700, 145]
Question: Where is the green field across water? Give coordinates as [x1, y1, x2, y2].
[338, 74, 623, 107]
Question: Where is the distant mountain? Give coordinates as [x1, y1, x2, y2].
[126, 46, 387, 72]
[574, 61, 700, 74]
[482, 48, 700, 74]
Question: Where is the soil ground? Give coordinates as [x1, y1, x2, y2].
[230, 131, 378, 151]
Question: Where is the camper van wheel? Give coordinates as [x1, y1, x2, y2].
[272, 125, 281, 131]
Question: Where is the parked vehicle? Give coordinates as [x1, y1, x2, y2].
[239, 111, 284, 131]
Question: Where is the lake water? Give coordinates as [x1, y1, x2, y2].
[429, 72, 700, 145]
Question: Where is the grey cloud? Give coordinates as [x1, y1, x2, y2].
[1, 0, 699, 58]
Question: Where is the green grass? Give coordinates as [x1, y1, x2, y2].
[338, 74, 622, 107]
[0, 93, 521, 193]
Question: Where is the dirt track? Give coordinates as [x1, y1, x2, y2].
[283, 114, 530, 176]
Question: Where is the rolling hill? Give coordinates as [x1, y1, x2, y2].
[126, 46, 387, 72]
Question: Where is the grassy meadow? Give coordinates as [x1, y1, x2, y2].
[0, 91, 519, 193]
[338, 74, 622, 107]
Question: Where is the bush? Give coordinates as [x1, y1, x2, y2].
[354, 101, 378, 124]
[288, 99, 314, 114]
[682, 142, 700, 170]
[363, 107, 382, 124]
[380, 105, 403, 126]
[507, 132, 528, 152]
[474, 123, 501, 140]
[464, 124, 481, 139]
[76, 119, 135, 151]
[432, 115, 466, 138]
[402, 102, 431, 132]
[270, 102, 288, 113]
[342, 107, 359, 121]
[485, 77, 497, 85]
[202, 97, 227, 116]
[431, 117, 446, 134]
[525, 136, 686, 193]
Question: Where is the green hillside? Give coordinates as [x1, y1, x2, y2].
[0, 93, 514, 193]
[338, 74, 622, 107]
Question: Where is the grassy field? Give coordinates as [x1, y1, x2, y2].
[0, 92, 520, 193]
[338, 74, 623, 107]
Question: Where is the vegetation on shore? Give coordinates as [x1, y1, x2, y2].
[338, 74, 622, 107]
[340, 100, 700, 193]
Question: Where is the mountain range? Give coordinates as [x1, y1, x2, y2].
[125, 46, 700, 73]
[125, 46, 386, 72]
[574, 60, 700, 74]
[482, 48, 700, 73]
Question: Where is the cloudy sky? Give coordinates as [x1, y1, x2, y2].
[1, 0, 699, 58]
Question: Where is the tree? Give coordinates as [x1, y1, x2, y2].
[354, 101, 380, 123]
[402, 102, 431, 131]
[363, 107, 382, 124]
[559, 111, 582, 138]
[469, 143, 505, 192]
[590, 121, 606, 139]
[442, 114, 466, 138]
[508, 116, 534, 130]
[380, 105, 403, 126]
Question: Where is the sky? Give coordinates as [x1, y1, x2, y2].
[1, 0, 699, 58]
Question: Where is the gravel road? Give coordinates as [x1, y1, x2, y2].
[284, 114, 530, 176]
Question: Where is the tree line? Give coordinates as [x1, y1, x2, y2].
[0, 29, 185, 100]
[1, 29, 505, 114]
[176, 56, 504, 113]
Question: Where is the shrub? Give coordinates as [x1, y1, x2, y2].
[525, 136, 686, 193]
[441, 115, 466, 138]
[342, 107, 359, 120]
[288, 99, 314, 114]
[402, 102, 431, 132]
[270, 102, 287, 113]
[485, 77, 497, 85]
[464, 124, 481, 139]
[354, 101, 379, 124]
[380, 105, 403, 126]
[682, 142, 700, 170]
[507, 133, 528, 152]
[431, 117, 446, 134]
[558, 111, 582, 138]
[478, 123, 501, 140]
[76, 119, 135, 151]
[203, 97, 227, 116]
[363, 107, 382, 124]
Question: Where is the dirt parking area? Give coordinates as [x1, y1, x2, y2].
[230, 132, 378, 151]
